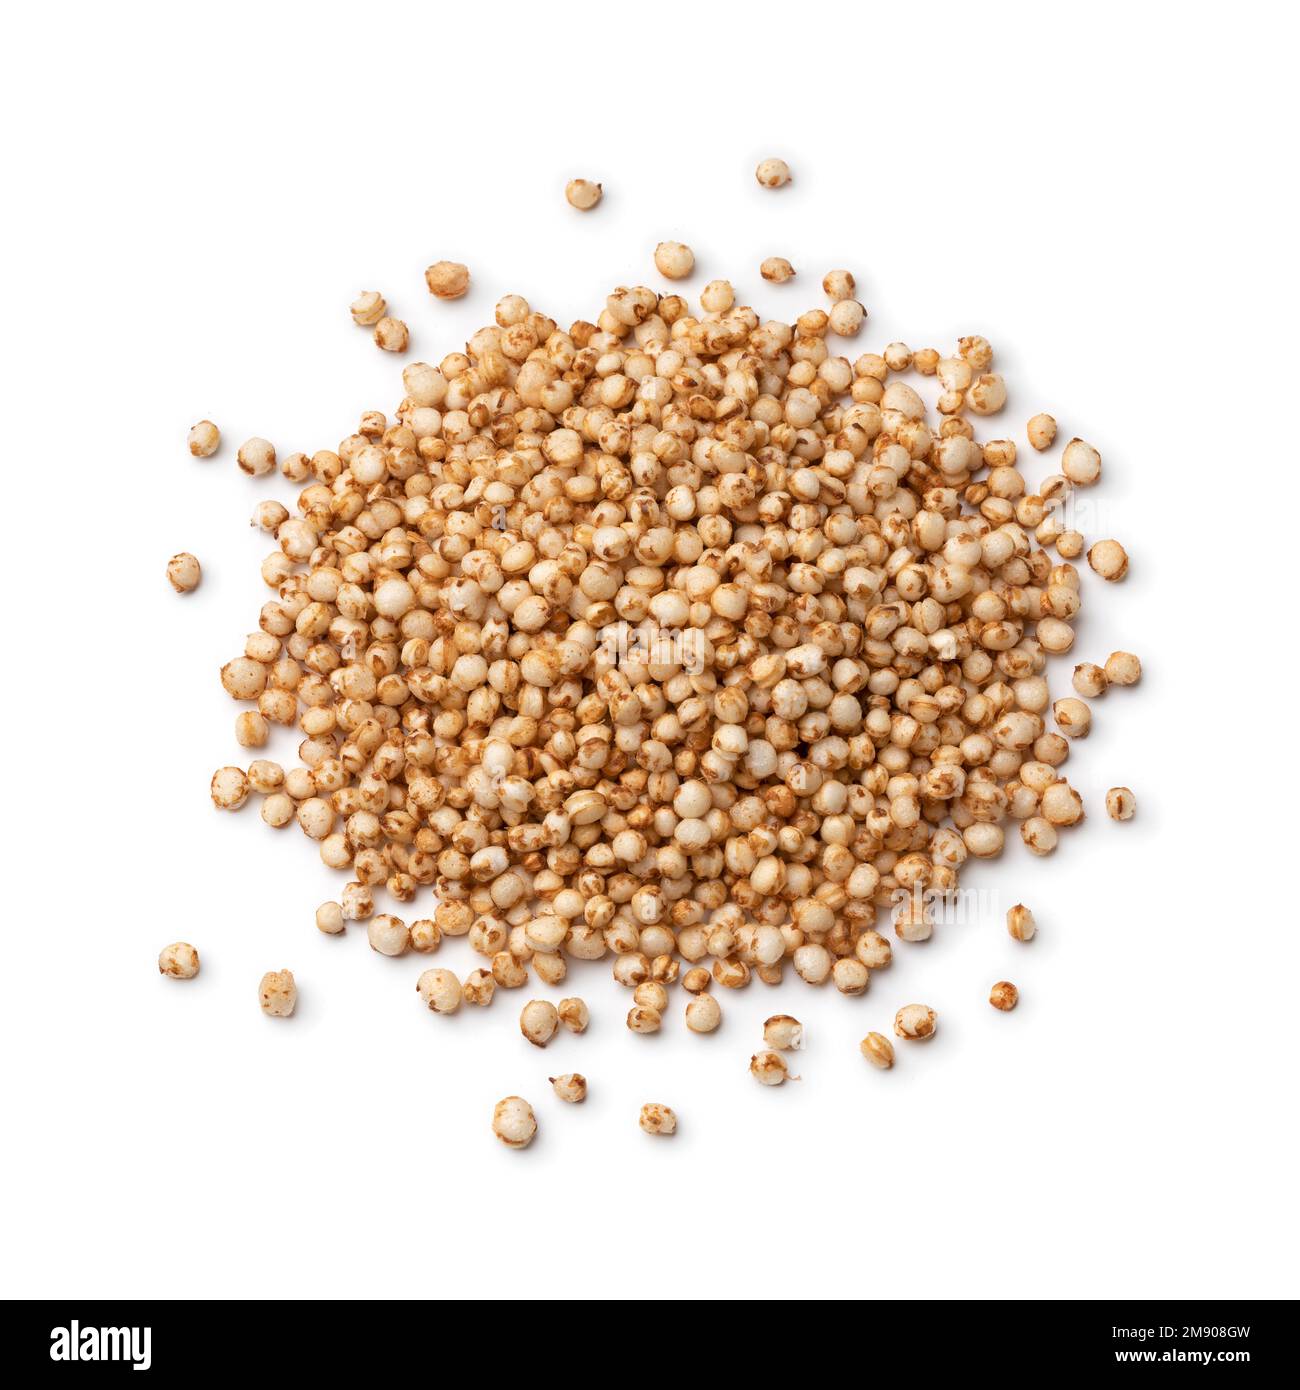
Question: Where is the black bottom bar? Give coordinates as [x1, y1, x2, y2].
[6, 1299, 1287, 1375]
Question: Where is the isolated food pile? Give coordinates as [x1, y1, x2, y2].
[174, 163, 1140, 1140]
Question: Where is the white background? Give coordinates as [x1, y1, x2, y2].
[3, 1, 1296, 1301]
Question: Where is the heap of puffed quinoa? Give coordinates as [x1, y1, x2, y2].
[204, 257, 1139, 1111]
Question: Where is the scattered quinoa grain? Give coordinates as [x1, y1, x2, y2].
[565, 178, 602, 211]
[349, 291, 386, 326]
[259, 969, 297, 1017]
[1073, 662, 1109, 698]
[250, 499, 289, 532]
[894, 1004, 937, 1040]
[315, 902, 344, 935]
[260, 791, 294, 827]
[1041, 780, 1085, 826]
[1027, 413, 1057, 450]
[234, 710, 268, 748]
[373, 316, 409, 353]
[761, 257, 795, 282]
[1057, 529, 1085, 559]
[627, 1003, 662, 1034]
[236, 437, 276, 477]
[425, 261, 470, 300]
[1053, 697, 1093, 739]
[1062, 438, 1102, 485]
[492, 1096, 536, 1148]
[1105, 650, 1142, 686]
[367, 913, 410, 956]
[410, 919, 441, 953]
[463, 969, 496, 1006]
[1106, 786, 1137, 821]
[557, 997, 589, 1034]
[279, 451, 310, 482]
[1088, 539, 1129, 581]
[639, 1103, 676, 1135]
[751, 1049, 795, 1084]
[883, 341, 912, 371]
[823, 269, 856, 301]
[159, 942, 200, 979]
[989, 981, 1019, 1011]
[1007, 904, 1037, 941]
[832, 957, 870, 994]
[967, 373, 1007, 415]
[340, 882, 374, 921]
[1021, 817, 1059, 855]
[520, 998, 559, 1047]
[417, 968, 462, 1014]
[188, 420, 220, 457]
[959, 335, 994, 370]
[699, 279, 734, 313]
[210, 766, 249, 810]
[246, 760, 282, 794]
[684, 993, 721, 1033]
[653, 241, 694, 280]
[755, 157, 791, 188]
[762, 1015, 804, 1050]
[860, 1032, 894, 1068]
[550, 1073, 587, 1102]
[828, 299, 866, 337]
[166, 552, 201, 593]
[633, 980, 669, 1013]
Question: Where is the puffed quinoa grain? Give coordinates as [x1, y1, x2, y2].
[425, 260, 469, 299]
[236, 437, 275, 476]
[639, 1103, 676, 1135]
[166, 552, 201, 593]
[417, 968, 462, 1014]
[373, 316, 409, 353]
[550, 1073, 587, 1102]
[1062, 438, 1102, 485]
[684, 992, 721, 1033]
[755, 157, 791, 187]
[1007, 904, 1036, 941]
[565, 179, 602, 211]
[557, 997, 589, 1034]
[350, 291, 386, 326]
[463, 969, 496, 1006]
[1073, 662, 1109, 698]
[894, 1004, 937, 1040]
[520, 998, 559, 1047]
[860, 1032, 894, 1068]
[653, 241, 694, 280]
[409, 919, 440, 952]
[750, 1049, 796, 1084]
[259, 969, 297, 1017]
[316, 902, 345, 935]
[762, 1015, 804, 1050]
[1106, 786, 1137, 820]
[367, 913, 409, 956]
[1026, 413, 1057, 451]
[1088, 539, 1129, 581]
[159, 942, 200, 979]
[188, 419, 220, 457]
[1105, 651, 1142, 686]
[210, 766, 248, 810]
[989, 981, 1019, 1011]
[492, 1096, 536, 1148]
